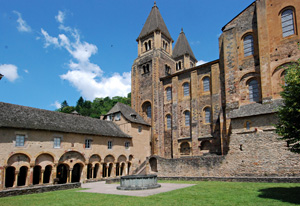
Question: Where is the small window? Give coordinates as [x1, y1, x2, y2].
[183, 82, 189, 96]
[108, 141, 112, 149]
[125, 142, 130, 149]
[165, 65, 171, 75]
[204, 107, 211, 124]
[248, 79, 259, 102]
[147, 105, 151, 118]
[138, 126, 142, 133]
[53, 137, 61, 148]
[166, 114, 172, 129]
[203, 77, 210, 92]
[16, 135, 25, 147]
[85, 139, 92, 149]
[115, 112, 121, 121]
[281, 9, 295, 37]
[243, 35, 254, 57]
[166, 87, 172, 101]
[246, 121, 251, 130]
[148, 40, 151, 50]
[176, 62, 182, 70]
[184, 111, 190, 126]
[107, 115, 112, 121]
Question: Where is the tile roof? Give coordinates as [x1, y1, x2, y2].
[0, 102, 131, 138]
[172, 29, 196, 60]
[106, 102, 150, 126]
[137, 2, 172, 41]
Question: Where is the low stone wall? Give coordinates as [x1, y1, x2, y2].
[0, 183, 81, 198]
[159, 176, 300, 183]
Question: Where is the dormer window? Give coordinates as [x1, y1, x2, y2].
[176, 61, 182, 70]
[115, 112, 121, 121]
[130, 114, 137, 120]
[165, 64, 171, 75]
[163, 41, 168, 51]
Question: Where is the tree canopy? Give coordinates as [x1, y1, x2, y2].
[276, 59, 300, 153]
[58, 93, 131, 118]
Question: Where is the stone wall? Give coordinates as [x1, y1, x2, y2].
[151, 113, 300, 177]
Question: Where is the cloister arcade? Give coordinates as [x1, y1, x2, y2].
[3, 152, 133, 189]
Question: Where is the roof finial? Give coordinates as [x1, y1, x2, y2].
[181, 28, 183, 33]
[154, 1, 156, 6]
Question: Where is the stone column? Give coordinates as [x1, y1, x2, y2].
[13, 171, 19, 187]
[50, 165, 56, 184]
[26, 166, 33, 186]
[91, 167, 94, 179]
[82, 164, 87, 182]
[40, 169, 45, 184]
[111, 164, 116, 177]
[106, 165, 109, 178]
[67, 168, 72, 183]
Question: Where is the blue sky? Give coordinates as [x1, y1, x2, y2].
[1, 0, 254, 110]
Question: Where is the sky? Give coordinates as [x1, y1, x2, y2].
[1, 0, 254, 110]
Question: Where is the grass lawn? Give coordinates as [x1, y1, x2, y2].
[1, 181, 300, 206]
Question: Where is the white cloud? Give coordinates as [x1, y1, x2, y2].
[55, 11, 65, 24]
[51, 101, 61, 109]
[0, 64, 20, 82]
[196, 60, 208, 66]
[24, 69, 29, 73]
[41, 29, 59, 47]
[40, 13, 131, 100]
[13, 11, 31, 32]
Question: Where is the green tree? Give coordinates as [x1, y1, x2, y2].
[61, 100, 69, 109]
[276, 59, 300, 153]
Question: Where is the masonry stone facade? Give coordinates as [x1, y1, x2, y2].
[132, 0, 300, 176]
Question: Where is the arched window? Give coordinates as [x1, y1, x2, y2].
[204, 107, 211, 124]
[243, 35, 254, 57]
[248, 79, 259, 102]
[166, 114, 171, 129]
[281, 9, 295, 37]
[203, 77, 210, 92]
[147, 105, 151, 118]
[183, 82, 189, 96]
[148, 40, 152, 50]
[142, 102, 152, 119]
[184, 110, 190, 126]
[166, 87, 172, 101]
[144, 42, 148, 51]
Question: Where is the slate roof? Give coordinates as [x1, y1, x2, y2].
[0, 102, 131, 138]
[137, 2, 172, 41]
[172, 29, 196, 61]
[106, 102, 150, 126]
[227, 99, 283, 119]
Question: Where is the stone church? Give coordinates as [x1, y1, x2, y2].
[0, 0, 300, 191]
[132, 0, 300, 176]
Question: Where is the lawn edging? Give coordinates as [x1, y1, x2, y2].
[158, 176, 300, 183]
[0, 183, 81, 198]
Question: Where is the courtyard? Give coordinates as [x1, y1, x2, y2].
[1, 181, 300, 206]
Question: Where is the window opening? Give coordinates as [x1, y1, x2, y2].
[183, 82, 190, 96]
[244, 35, 254, 57]
[282, 9, 295, 37]
[16, 135, 25, 147]
[203, 77, 210, 92]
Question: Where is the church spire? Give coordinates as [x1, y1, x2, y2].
[172, 28, 196, 61]
[137, 2, 172, 41]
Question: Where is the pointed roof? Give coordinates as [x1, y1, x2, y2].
[106, 102, 150, 126]
[137, 2, 172, 41]
[172, 28, 196, 61]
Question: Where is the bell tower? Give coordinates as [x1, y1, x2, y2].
[131, 2, 175, 156]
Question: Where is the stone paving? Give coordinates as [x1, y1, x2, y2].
[80, 181, 195, 197]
